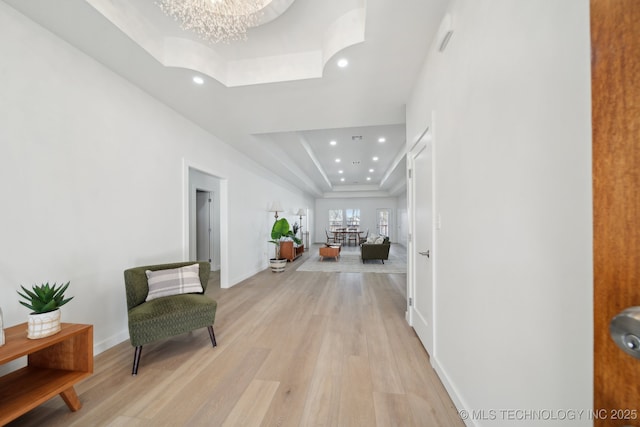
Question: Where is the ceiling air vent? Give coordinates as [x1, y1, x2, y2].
[352, 135, 363, 141]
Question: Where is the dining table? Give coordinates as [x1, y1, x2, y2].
[331, 229, 364, 246]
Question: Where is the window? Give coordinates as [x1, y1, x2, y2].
[346, 208, 360, 228]
[377, 209, 389, 236]
[329, 209, 343, 231]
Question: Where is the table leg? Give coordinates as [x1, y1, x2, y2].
[60, 387, 82, 411]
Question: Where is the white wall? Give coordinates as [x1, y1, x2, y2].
[407, 1, 593, 425]
[0, 3, 313, 357]
[314, 197, 398, 243]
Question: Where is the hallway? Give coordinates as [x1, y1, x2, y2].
[9, 261, 462, 426]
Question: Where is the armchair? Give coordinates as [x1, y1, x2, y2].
[124, 261, 217, 375]
[360, 236, 391, 263]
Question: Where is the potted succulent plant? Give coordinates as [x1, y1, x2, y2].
[268, 218, 301, 272]
[17, 282, 73, 339]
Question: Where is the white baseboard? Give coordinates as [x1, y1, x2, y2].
[431, 354, 476, 427]
[228, 267, 263, 288]
[93, 329, 129, 356]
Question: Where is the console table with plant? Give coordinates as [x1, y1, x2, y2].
[279, 240, 304, 262]
[268, 217, 302, 272]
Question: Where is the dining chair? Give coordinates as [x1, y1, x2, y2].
[325, 229, 336, 244]
[348, 230, 358, 246]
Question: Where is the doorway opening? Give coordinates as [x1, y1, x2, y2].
[184, 162, 229, 288]
[196, 190, 212, 263]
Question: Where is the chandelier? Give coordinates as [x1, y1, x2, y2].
[157, 0, 266, 44]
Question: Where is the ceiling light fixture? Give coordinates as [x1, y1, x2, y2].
[340, 178, 345, 182]
[338, 170, 344, 174]
[335, 158, 341, 163]
[378, 137, 386, 143]
[366, 177, 371, 181]
[337, 58, 349, 68]
[192, 76, 205, 85]
[369, 168, 374, 173]
[157, 0, 265, 44]
[330, 140, 337, 146]
[372, 156, 379, 161]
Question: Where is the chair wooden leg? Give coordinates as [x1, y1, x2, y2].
[132, 346, 142, 376]
[207, 325, 217, 347]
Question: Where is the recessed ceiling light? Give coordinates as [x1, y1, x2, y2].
[330, 140, 337, 146]
[335, 158, 341, 163]
[340, 177, 345, 182]
[378, 137, 386, 143]
[338, 170, 344, 174]
[366, 177, 371, 181]
[337, 58, 349, 68]
[372, 156, 379, 161]
[192, 76, 204, 85]
[369, 168, 374, 173]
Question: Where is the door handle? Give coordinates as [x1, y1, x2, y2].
[418, 250, 430, 258]
[610, 307, 640, 359]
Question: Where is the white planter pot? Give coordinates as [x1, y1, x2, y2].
[269, 258, 287, 273]
[27, 309, 61, 339]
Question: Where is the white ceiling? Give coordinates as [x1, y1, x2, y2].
[4, 0, 449, 197]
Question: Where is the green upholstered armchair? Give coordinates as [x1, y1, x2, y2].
[360, 237, 391, 263]
[124, 261, 217, 375]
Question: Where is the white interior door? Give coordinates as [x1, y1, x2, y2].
[410, 131, 435, 356]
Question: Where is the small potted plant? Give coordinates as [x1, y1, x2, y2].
[268, 218, 301, 272]
[17, 282, 73, 339]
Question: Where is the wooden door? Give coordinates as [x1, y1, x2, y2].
[592, 0, 640, 424]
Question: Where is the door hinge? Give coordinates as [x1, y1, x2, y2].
[409, 297, 413, 307]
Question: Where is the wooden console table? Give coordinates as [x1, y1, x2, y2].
[280, 241, 304, 262]
[0, 322, 93, 425]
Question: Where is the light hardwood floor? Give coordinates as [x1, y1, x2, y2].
[8, 247, 463, 426]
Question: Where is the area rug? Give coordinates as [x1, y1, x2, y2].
[296, 247, 406, 274]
